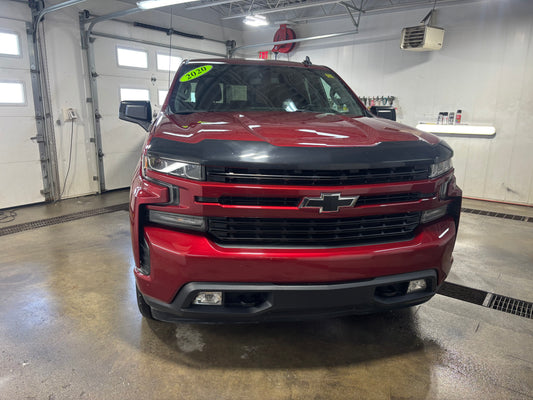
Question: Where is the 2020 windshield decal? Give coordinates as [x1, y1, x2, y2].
[179, 65, 213, 82]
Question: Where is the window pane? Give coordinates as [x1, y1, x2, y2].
[0, 82, 25, 104]
[117, 47, 148, 69]
[157, 53, 182, 71]
[120, 88, 150, 101]
[0, 32, 20, 56]
[158, 90, 168, 105]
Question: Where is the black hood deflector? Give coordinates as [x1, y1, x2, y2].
[147, 138, 453, 170]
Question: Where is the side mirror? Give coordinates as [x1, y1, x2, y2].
[119, 101, 152, 131]
[370, 106, 397, 121]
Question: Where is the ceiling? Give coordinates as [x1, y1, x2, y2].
[115, 0, 480, 31]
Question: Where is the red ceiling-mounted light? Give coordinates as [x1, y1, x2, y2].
[272, 24, 296, 54]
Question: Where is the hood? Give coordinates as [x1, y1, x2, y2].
[153, 111, 439, 147]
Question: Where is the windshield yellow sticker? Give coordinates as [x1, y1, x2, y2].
[325, 73, 334, 79]
[179, 65, 213, 82]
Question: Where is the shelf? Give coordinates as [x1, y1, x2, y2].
[416, 123, 496, 137]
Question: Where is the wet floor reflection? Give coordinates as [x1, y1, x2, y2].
[132, 309, 440, 398]
[139, 309, 439, 369]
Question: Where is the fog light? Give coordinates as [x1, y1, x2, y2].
[421, 205, 448, 224]
[148, 210, 206, 231]
[193, 291, 223, 306]
[407, 279, 427, 294]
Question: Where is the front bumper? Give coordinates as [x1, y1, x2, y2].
[142, 270, 438, 323]
[136, 216, 456, 302]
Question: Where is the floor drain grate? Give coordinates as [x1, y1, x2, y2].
[0, 203, 128, 237]
[438, 282, 532, 319]
[461, 208, 533, 223]
[486, 294, 533, 319]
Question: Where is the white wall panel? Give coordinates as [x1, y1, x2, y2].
[462, 140, 491, 198]
[41, 7, 100, 200]
[239, 0, 533, 204]
[483, 139, 514, 201]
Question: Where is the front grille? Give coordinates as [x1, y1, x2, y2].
[206, 165, 430, 186]
[208, 212, 420, 246]
[356, 193, 426, 206]
[197, 193, 427, 207]
[218, 196, 299, 207]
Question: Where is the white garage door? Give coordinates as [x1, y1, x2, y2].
[93, 37, 182, 190]
[0, 17, 44, 209]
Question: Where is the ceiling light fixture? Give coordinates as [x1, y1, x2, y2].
[137, 0, 197, 10]
[244, 15, 269, 27]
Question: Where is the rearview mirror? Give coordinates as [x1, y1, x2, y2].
[119, 101, 152, 131]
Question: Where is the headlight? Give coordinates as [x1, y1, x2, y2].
[429, 158, 453, 179]
[143, 154, 203, 180]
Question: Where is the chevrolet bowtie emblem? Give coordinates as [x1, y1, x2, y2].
[299, 193, 359, 213]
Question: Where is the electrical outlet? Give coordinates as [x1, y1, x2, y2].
[62, 108, 77, 122]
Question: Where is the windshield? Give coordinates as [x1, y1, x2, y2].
[167, 63, 365, 116]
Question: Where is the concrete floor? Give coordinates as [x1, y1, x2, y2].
[1, 191, 532, 399]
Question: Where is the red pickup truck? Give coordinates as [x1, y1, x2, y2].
[120, 58, 462, 323]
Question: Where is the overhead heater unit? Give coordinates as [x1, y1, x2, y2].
[401, 25, 444, 51]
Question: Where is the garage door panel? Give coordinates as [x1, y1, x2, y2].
[93, 34, 185, 190]
[101, 151, 142, 191]
[100, 117, 146, 155]
[97, 76, 154, 116]
[0, 116, 41, 163]
[0, 161, 43, 208]
[93, 38, 181, 82]
[0, 17, 43, 208]
[94, 39, 154, 80]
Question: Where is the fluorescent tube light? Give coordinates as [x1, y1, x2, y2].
[137, 0, 196, 10]
[244, 15, 269, 27]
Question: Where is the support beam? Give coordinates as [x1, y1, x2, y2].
[341, 2, 362, 30]
[222, 0, 343, 19]
[186, 0, 243, 10]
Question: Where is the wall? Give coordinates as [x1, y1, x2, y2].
[239, 0, 533, 205]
